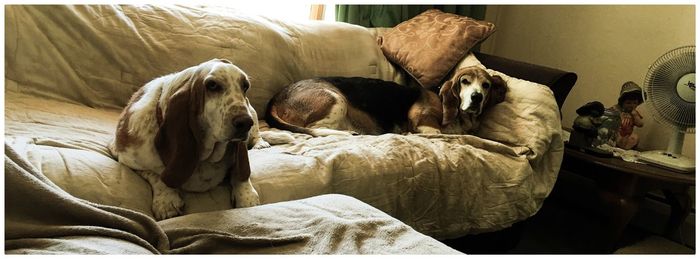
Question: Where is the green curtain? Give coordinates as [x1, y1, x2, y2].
[335, 5, 487, 28]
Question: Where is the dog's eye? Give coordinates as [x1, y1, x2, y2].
[460, 78, 470, 85]
[205, 80, 222, 92]
[482, 83, 491, 89]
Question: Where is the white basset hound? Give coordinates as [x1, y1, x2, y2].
[265, 66, 507, 136]
[109, 58, 270, 220]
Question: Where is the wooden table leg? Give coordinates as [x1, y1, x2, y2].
[598, 189, 641, 252]
[663, 188, 692, 238]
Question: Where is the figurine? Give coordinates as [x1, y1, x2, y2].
[570, 101, 605, 148]
[606, 81, 644, 149]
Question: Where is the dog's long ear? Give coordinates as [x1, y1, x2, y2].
[155, 73, 205, 188]
[484, 75, 508, 109]
[230, 141, 251, 182]
[439, 79, 459, 126]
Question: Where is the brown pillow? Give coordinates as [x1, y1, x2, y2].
[378, 9, 496, 89]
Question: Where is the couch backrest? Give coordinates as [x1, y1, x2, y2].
[5, 5, 406, 114]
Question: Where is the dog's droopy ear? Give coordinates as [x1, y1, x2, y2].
[484, 75, 508, 109]
[230, 141, 251, 182]
[439, 79, 459, 126]
[155, 76, 205, 188]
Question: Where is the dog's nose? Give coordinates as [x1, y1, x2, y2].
[232, 115, 253, 133]
[471, 92, 483, 103]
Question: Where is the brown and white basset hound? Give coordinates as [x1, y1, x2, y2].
[265, 66, 507, 136]
[109, 58, 270, 220]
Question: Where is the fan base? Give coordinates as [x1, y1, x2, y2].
[638, 150, 695, 173]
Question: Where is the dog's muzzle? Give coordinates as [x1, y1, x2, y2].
[230, 115, 253, 141]
[462, 92, 483, 114]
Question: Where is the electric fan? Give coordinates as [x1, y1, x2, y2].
[638, 46, 695, 172]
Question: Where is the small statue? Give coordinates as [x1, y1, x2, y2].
[606, 81, 644, 150]
[570, 101, 605, 148]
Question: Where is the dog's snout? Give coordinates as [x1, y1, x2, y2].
[471, 92, 483, 103]
[232, 115, 254, 133]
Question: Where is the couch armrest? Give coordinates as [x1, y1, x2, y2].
[472, 52, 577, 111]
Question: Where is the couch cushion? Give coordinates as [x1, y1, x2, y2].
[4, 90, 247, 218]
[5, 91, 154, 216]
[378, 9, 495, 89]
[5, 5, 406, 115]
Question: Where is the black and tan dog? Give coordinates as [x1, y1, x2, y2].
[266, 66, 508, 136]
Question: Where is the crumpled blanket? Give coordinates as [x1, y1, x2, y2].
[5, 143, 167, 254]
[248, 65, 565, 239]
[5, 4, 564, 241]
[5, 143, 459, 254]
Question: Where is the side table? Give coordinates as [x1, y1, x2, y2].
[560, 145, 695, 252]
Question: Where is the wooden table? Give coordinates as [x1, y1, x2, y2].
[560, 145, 695, 252]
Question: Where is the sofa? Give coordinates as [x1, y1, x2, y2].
[5, 5, 576, 254]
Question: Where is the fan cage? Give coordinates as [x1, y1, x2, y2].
[643, 45, 695, 134]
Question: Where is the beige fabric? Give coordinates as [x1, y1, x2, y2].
[378, 9, 496, 89]
[5, 90, 154, 216]
[5, 4, 562, 245]
[5, 52, 561, 242]
[5, 90, 239, 217]
[248, 57, 563, 239]
[6, 142, 459, 254]
[5, 5, 406, 114]
[160, 194, 461, 254]
[7, 54, 562, 239]
[4, 142, 167, 254]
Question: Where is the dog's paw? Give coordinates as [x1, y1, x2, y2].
[259, 130, 295, 145]
[416, 126, 441, 134]
[234, 191, 261, 208]
[252, 138, 271, 149]
[232, 180, 261, 208]
[152, 189, 184, 220]
[310, 128, 356, 137]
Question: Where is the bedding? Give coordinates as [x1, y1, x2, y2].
[5, 55, 563, 239]
[6, 143, 459, 254]
[5, 4, 565, 250]
[251, 58, 564, 239]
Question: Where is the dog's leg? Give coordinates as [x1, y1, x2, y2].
[259, 130, 295, 145]
[231, 177, 260, 208]
[409, 90, 443, 134]
[309, 128, 357, 137]
[416, 125, 441, 134]
[134, 170, 184, 220]
[307, 101, 360, 136]
[249, 117, 271, 149]
[246, 101, 271, 149]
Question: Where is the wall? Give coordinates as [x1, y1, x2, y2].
[481, 5, 695, 157]
[479, 5, 696, 248]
